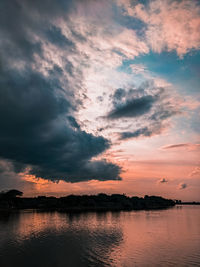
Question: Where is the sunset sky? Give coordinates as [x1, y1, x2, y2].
[0, 0, 199, 201]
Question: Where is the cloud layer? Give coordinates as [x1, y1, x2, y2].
[107, 81, 180, 140]
[0, 0, 122, 183]
[162, 143, 200, 151]
[0, 0, 199, 190]
[119, 0, 200, 57]
[108, 95, 158, 119]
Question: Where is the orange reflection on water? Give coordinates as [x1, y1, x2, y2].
[13, 211, 69, 241]
[0, 206, 200, 266]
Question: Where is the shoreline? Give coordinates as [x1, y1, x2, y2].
[0, 193, 176, 212]
[0, 205, 175, 213]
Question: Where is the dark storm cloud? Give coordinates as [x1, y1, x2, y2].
[0, 67, 121, 182]
[0, 0, 42, 64]
[0, 160, 35, 191]
[0, 0, 80, 66]
[0, 0, 121, 182]
[108, 95, 157, 119]
[67, 116, 80, 129]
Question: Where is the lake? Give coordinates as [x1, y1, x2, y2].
[0, 205, 199, 267]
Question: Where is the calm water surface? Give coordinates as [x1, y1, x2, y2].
[0, 205, 199, 267]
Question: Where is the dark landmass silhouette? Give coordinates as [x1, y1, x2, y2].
[0, 190, 177, 212]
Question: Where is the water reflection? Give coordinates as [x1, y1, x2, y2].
[0, 211, 123, 267]
[0, 206, 200, 267]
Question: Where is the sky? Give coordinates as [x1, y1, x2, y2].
[0, 0, 199, 201]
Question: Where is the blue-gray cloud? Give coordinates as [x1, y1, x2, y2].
[109, 83, 180, 140]
[108, 95, 157, 119]
[0, 0, 122, 183]
[45, 25, 75, 48]
[0, 67, 121, 182]
[119, 127, 152, 140]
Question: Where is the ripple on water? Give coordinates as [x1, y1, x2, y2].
[0, 206, 199, 267]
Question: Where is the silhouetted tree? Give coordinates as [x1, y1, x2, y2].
[0, 189, 23, 199]
[0, 192, 175, 211]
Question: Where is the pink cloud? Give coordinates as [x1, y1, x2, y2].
[119, 0, 200, 57]
[162, 143, 200, 151]
[189, 167, 200, 177]
[181, 96, 200, 110]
